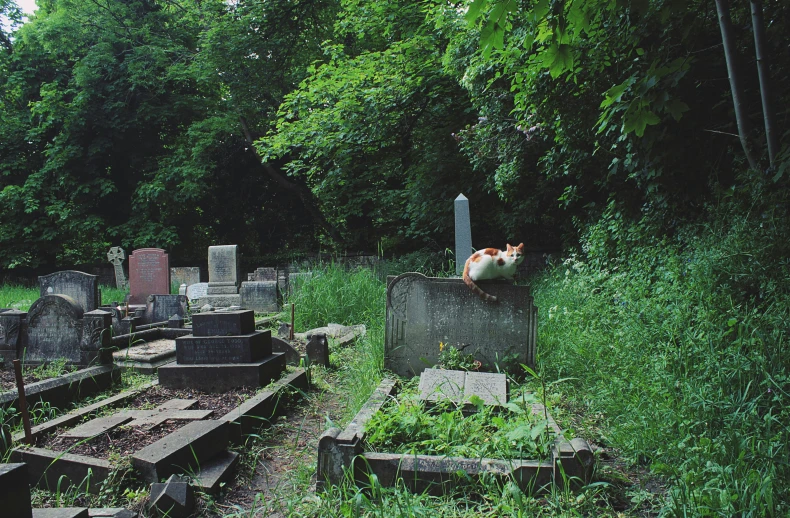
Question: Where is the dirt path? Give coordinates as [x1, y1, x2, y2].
[210, 385, 347, 517]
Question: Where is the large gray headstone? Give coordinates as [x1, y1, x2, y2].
[385, 273, 536, 377]
[454, 193, 472, 275]
[38, 270, 99, 313]
[208, 245, 240, 286]
[170, 267, 201, 288]
[26, 294, 84, 363]
[240, 281, 279, 313]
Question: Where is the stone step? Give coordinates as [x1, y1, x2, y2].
[32, 509, 89, 518]
[193, 450, 239, 494]
[12, 447, 112, 494]
[175, 330, 272, 364]
[158, 353, 286, 392]
[132, 419, 228, 483]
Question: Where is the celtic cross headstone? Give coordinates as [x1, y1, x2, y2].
[107, 246, 128, 289]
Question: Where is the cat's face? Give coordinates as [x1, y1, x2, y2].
[506, 243, 525, 264]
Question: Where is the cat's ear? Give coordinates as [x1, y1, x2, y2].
[506, 243, 513, 252]
[517, 243, 524, 252]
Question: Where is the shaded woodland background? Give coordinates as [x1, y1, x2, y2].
[0, 0, 787, 271]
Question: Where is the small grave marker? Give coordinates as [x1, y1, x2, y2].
[106, 247, 128, 290]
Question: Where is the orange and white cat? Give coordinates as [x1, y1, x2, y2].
[462, 243, 525, 302]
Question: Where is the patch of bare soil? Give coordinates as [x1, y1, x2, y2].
[38, 385, 257, 459]
[0, 365, 75, 392]
[212, 387, 347, 517]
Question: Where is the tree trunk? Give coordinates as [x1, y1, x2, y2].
[714, 0, 760, 171]
[750, 0, 778, 166]
[238, 116, 344, 245]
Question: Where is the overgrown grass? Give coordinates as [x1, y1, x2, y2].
[533, 191, 790, 515]
[0, 284, 128, 311]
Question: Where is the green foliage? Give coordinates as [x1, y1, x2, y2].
[0, 284, 37, 310]
[532, 181, 790, 515]
[366, 380, 554, 461]
[437, 344, 481, 371]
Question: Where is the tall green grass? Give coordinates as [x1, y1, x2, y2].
[533, 196, 790, 515]
[0, 285, 128, 310]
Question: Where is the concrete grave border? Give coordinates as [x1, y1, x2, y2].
[317, 378, 594, 495]
[11, 369, 307, 494]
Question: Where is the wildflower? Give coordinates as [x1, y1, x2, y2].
[439, 342, 445, 352]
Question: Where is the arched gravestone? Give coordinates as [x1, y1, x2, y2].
[38, 270, 99, 313]
[26, 294, 84, 364]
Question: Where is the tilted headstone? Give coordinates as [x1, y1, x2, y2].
[170, 267, 201, 288]
[106, 246, 128, 289]
[25, 294, 84, 364]
[186, 282, 208, 301]
[144, 294, 187, 324]
[240, 281, 279, 313]
[454, 193, 473, 275]
[385, 273, 536, 377]
[129, 248, 170, 305]
[207, 245, 240, 294]
[38, 270, 100, 313]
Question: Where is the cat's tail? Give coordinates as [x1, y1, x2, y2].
[462, 257, 498, 302]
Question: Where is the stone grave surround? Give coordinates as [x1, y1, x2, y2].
[23, 295, 113, 366]
[385, 273, 537, 377]
[158, 309, 286, 392]
[317, 376, 594, 495]
[129, 248, 170, 305]
[39, 270, 100, 314]
[143, 294, 188, 324]
[199, 245, 242, 307]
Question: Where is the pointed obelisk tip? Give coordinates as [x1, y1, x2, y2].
[455, 193, 467, 201]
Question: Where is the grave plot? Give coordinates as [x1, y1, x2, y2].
[318, 370, 594, 495]
[11, 368, 308, 496]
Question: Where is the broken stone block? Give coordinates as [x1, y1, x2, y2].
[149, 474, 194, 518]
[306, 333, 330, 368]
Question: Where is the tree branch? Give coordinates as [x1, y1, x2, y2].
[239, 116, 344, 244]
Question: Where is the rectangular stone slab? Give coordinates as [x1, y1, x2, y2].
[385, 274, 536, 377]
[60, 413, 135, 439]
[191, 310, 255, 336]
[175, 331, 271, 364]
[462, 371, 508, 406]
[32, 509, 89, 518]
[132, 419, 229, 483]
[126, 409, 213, 428]
[158, 353, 286, 392]
[418, 369, 465, 404]
[12, 447, 112, 494]
[193, 450, 239, 494]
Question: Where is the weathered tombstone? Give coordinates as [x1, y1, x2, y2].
[385, 273, 536, 377]
[0, 309, 26, 361]
[80, 309, 113, 365]
[208, 245, 240, 291]
[454, 193, 472, 275]
[306, 333, 330, 368]
[239, 281, 279, 313]
[25, 295, 84, 364]
[128, 248, 170, 305]
[170, 267, 201, 288]
[144, 294, 187, 324]
[277, 267, 289, 296]
[106, 247, 128, 289]
[38, 270, 100, 313]
[186, 282, 208, 301]
[252, 267, 277, 281]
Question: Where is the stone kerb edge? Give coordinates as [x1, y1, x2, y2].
[317, 378, 593, 495]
